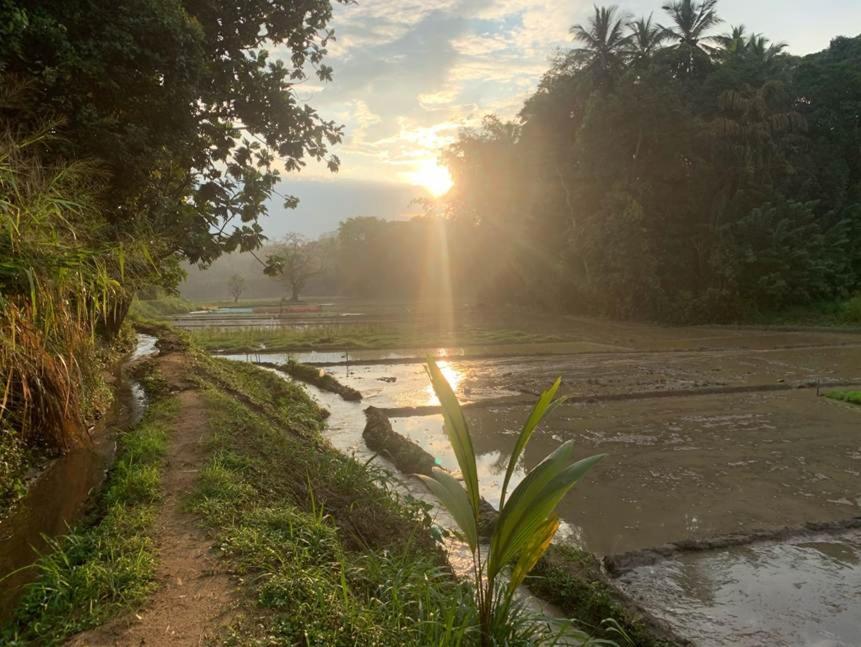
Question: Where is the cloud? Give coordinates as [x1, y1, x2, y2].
[268, 0, 859, 235]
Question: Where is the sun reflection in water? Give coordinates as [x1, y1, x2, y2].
[425, 359, 462, 405]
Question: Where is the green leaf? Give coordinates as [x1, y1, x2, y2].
[499, 376, 562, 508]
[426, 359, 480, 517]
[416, 469, 479, 550]
[508, 514, 559, 594]
[489, 444, 604, 579]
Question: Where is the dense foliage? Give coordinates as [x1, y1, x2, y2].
[439, 2, 861, 320]
[300, 2, 860, 322]
[1, 0, 344, 295]
[0, 0, 344, 455]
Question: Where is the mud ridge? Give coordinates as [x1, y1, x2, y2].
[604, 516, 861, 576]
[380, 379, 861, 418]
[258, 360, 362, 401]
[362, 406, 497, 536]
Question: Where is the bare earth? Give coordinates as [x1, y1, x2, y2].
[69, 354, 237, 646]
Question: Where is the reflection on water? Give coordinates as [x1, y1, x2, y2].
[617, 531, 861, 647]
[424, 360, 462, 405]
[235, 352, 861, 646]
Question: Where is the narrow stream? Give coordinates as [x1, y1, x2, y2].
[0, 335, 158, 621]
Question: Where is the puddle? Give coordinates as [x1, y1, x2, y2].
[617, 530, 861, 646]
[0, 334, 156, 621]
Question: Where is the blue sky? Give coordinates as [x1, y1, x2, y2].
[267, 0, 861, 239]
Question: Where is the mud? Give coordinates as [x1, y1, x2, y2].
[605, 516, 861, 575]
[212, 315, 861, 646]
[362, 405, 435, 474]
[259, 360, 361, 401]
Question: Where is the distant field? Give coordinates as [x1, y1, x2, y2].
[188, 324, 567, 353]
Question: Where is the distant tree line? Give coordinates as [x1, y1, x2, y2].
[322, 1, 860, 321]
[435, 1, 861, 321]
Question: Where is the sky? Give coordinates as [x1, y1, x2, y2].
[265, 0, 861, 239]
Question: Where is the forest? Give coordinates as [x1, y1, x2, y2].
[185, 4, 861, 323]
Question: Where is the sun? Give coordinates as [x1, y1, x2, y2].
[409, 159, 453, 197]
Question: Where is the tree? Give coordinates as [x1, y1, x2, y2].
[660, 0, 722, 75]
[264, 235, 322, 303]
[570, 5, 631, 85]
[627, 14, 669, 66]
[0, 0, 346, 299]
[227, 274, 245, 304]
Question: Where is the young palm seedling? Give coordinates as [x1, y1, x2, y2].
[418, 359, 605, 645]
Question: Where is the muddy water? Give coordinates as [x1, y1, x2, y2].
[235, 349, 861, 645]
[0, 335, 157, 621]
[617, 530, 861, 646]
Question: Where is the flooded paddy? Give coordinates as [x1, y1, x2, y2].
[617, 529, 861, 646]
[217, 316, 861, 646]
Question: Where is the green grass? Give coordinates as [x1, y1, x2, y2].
[189, 324, 567, 353]
[2, 390, 175, 645]
[128, 295, 194, 320]
[527, 544, 677, 646]
[0, 427, 30, 517]
[825, 390, 861, 405]
[189, 354, 490, 645]
[750, 294, 861, 326]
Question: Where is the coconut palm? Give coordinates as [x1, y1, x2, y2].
[660, 0, 722, 74]
[746, 34, 788, 63]
[627, 13, 669, 65]
[570, 5, 631, 84]
[715, 24, 748, 58]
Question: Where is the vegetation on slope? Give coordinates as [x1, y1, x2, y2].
[2, 362, 173, 644]
[189, 353, 485, 645]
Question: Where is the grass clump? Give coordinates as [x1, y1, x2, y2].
[825, 390, 861, 405]
[128, 295, 194, 321]
[190, 357, 485, 645]
[2, 396, 175, 645]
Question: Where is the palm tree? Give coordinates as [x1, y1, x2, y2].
[746, 34, 788, 63]
[660, 0, 722, 75]
[570, 5, 631, 85]
[715, 24, 748, 58]
[627, 13, 669, 65]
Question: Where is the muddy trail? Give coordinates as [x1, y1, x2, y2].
[70, 354, 236, 646]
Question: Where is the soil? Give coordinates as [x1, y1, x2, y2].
[69, 353, 237, 646]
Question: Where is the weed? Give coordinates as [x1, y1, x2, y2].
[825, 390, 861, 405]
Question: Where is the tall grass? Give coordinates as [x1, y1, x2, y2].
[0, 122, 130, 456]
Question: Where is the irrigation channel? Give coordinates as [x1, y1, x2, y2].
[0, 335, 158, 621]
[222, 343, 861, 647]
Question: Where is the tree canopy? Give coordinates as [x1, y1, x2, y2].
[0, 0, 345, 283]
[432, 3, 861, 321]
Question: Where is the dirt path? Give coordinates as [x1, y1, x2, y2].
[70, 354, 236, 646]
